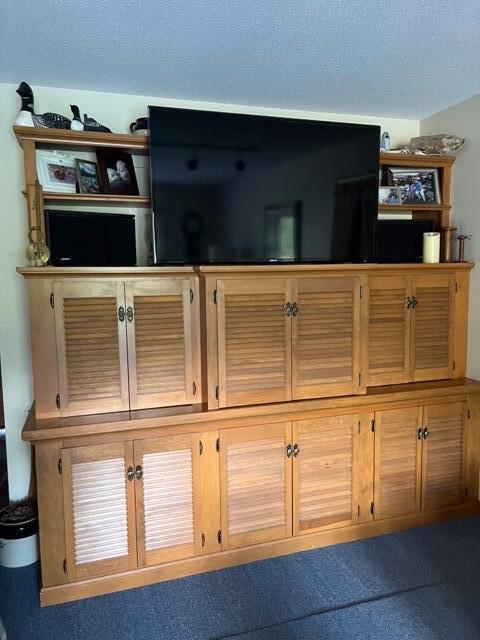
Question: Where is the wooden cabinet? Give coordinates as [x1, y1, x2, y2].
[213, 275, 362, 408]
[23, 271, 201, 418]
[367, 273, 456, 386]
[292, 413, 374, 535]
[291, 276, 362, 399]
[62, 430, 221, 580]
[374, 401, 466, 520]
[61, 442, 137, 581]
[219, 422, 292, 548]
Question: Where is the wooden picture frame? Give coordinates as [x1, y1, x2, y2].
[96, 149, 139, 196]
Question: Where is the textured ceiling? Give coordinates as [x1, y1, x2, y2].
[0, 0, 479, 119]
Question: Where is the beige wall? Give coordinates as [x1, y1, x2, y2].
[0, 81, 419, 499]
[421, 95, 480, 378]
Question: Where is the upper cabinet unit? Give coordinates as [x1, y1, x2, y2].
[210, 273, 363, 409]
[20, 269, 201, 419]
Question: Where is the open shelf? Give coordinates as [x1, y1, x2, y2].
[378, 203, 450, 212]
[43, 192, 151, 207]
[14, 126, 149, 154]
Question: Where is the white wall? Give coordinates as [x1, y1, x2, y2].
[421, 95, 480, 378]
[0, 81, 419, 499]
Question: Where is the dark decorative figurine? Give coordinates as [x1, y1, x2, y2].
[15, 82, 71, 129]
[70, 105, 84, 131]
[83, 114, 112, 134]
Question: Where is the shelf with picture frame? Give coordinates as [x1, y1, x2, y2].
[379, 151, 455, 229]
[13, 126, 151, 244]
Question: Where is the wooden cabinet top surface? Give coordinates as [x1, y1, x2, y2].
[17, 263, 474, 279]
[23, 378, 480, 443]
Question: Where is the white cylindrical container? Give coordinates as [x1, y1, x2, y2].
[0, 534, 38, 568]
[423, 232, 440, 263]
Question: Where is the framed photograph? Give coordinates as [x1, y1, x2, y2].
[36, 150, 77, 193]
[75, 159, 101, 194]
[388, 168, 441, 204]
[96, 149, 139, 196]
[264, 202, 301, 261]
[378, 186, 402, 205]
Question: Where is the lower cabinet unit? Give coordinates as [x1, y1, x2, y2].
[29, 384, 480, 606]
[374, 401, 466, 520]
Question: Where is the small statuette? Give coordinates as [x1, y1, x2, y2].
[380, 131, 391, 151]
[83, 114, 112, 133]
[130, 117, 149, 136]
[407, 134, 465, 155]
[14, 81, 71, 129]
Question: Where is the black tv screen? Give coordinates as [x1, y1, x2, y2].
[149, 106, 379, 264]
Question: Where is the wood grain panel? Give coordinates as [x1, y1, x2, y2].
[134, 434, 197, 566]
[422, 402, 465, 511]
[54, 281, 129, 416]
[367, 275, 410, 386]
[292, 277, 361, 399]
[125, 280, 196, 410]
[62, 442, 136, 581]
[220, 422, 292, 548]
[374, 406, 422, 519]
[411, 275, 455, 381]
[217, 279, 291, 407]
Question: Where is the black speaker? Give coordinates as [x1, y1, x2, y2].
[45, 210, 136, 267]
[376, 219, 435, 263]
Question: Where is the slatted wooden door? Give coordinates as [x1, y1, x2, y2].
[367, 275, 411, 386]
[374, 406, 423, 519]
[421, 402, 465, 511]
[410, 274, 455, 382]
[134, 434, 202, 566]
[61, 442, 137, 581]
[125, 279, 198, 410]
[216, 278, 292, 407]
[219, 423, 292, 549]
[54, 281, 129, 416]
[291, 276, 362, 399]
[293, 413, 374, 535]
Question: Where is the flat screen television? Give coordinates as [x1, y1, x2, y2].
[149, 106, 379, 264]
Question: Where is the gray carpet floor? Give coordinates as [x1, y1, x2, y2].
[1, 516, 480, 639]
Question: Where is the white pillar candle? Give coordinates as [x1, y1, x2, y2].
[423, 232, 440, 263]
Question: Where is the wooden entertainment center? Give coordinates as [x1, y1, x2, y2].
[15, 127, 480, 606]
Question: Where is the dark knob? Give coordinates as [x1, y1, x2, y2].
[291, 302, 299, 317]
[126, 306, 134, 322]
[285, 302, 292, 317]
[118, 306, 125, 322]
[286, 444, 293, 458]
[126, 466, 134, 481]
[293, 443, 300, 457]
[135, 465, 143, 480]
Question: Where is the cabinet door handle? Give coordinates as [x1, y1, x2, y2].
[417, 427, 423, 440]
[406, 297, 412, 309]
[118, 306, 126, 322]
[285, 302, 293, 317]
[291, 302, 299, 317]
[422, 428, 430, 439]
[126, 466, 134, 481]
[135, 465, 143, 480]
[293, 443, 300, 457]
[411, 296, 418, 309]
[286, 444, 293, 458]
[126, 306, 134, 322]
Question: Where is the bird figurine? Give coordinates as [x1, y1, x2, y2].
[70, 105, 84, 131]
[14, 82, 71, 129]
[83, 114, 112, 133]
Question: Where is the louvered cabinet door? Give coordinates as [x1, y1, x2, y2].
[134, 434, 200, 566]
[291, 277, 362, 399]
[367, 275, 411, 386]
[293, 413, 374, 535]
[220, 423, 292, 549]
[411, 274, 455, 382]
[54, 281, 129, 416]
[216, 278, 292, 407]
[374, 407, 422, 519]
[421, 402, 466, 511]
[61, 442, 137, 581]
[125, 279, 198, 410]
